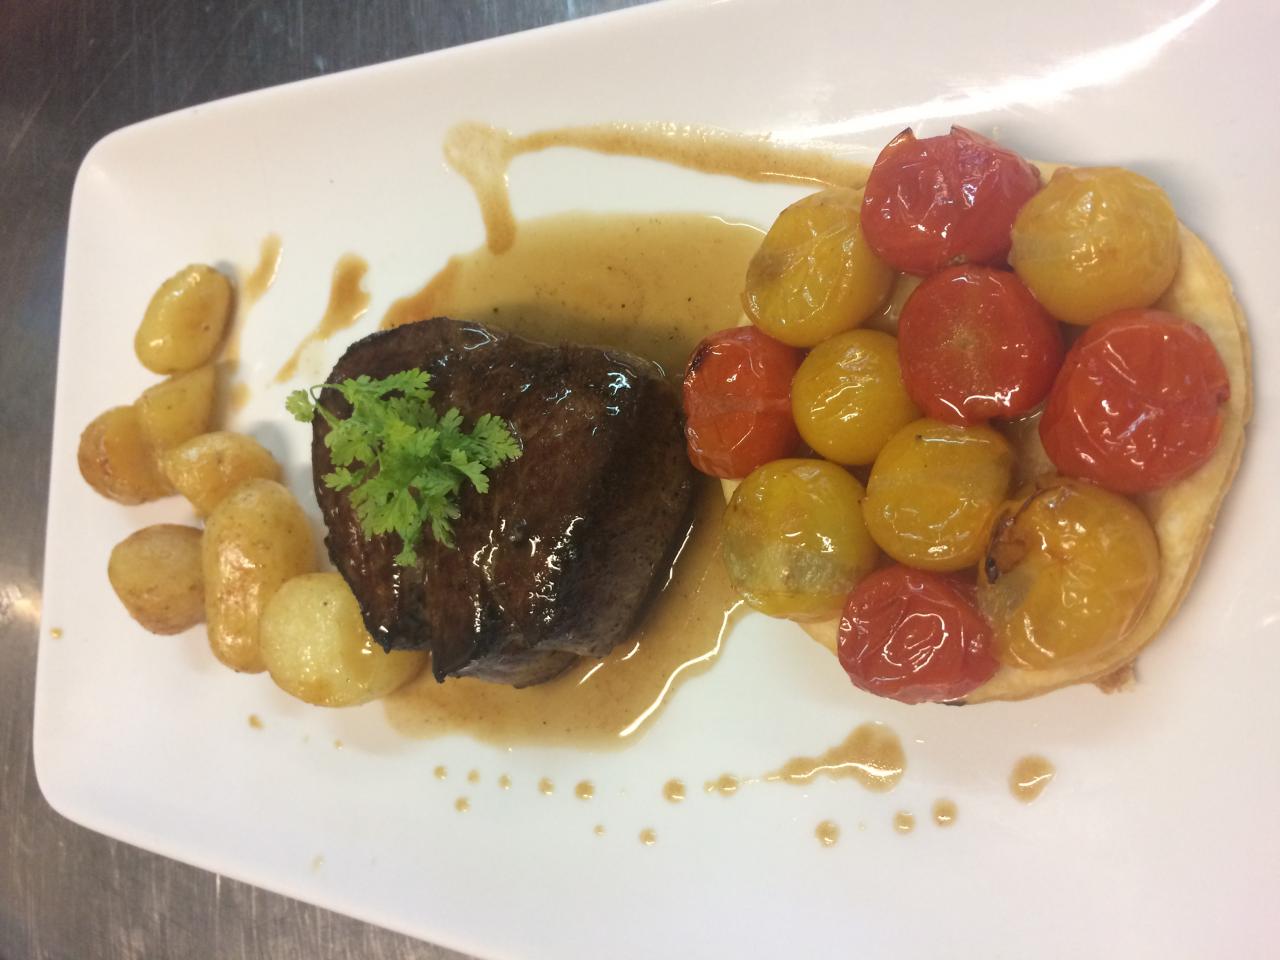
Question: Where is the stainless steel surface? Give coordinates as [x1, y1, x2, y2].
[0, 2, 652, 957]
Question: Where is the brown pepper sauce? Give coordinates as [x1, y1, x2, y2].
[382, 213, 760, 748]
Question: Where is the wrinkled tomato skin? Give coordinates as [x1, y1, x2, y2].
[837, 565, 999, 704]
[898, 266, 1064, 423]
[1039, 309, 1230, 494]
[861, 126, 1042, 276]
[682, 326, 804, 478]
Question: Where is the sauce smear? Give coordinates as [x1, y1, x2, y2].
[275, 253, 370, 383]
[443, 122, 871, 253]
[765, 722, 906, 793]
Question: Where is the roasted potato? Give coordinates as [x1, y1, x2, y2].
[202, 479, 314, 673]
[135, 364, 217, 452]
[77, 405, 172, 504]
[261, 572, 427, 706]
[135, 264, 232, 373]
[161, 431, 282, 516]
[107, 525, 204, 634]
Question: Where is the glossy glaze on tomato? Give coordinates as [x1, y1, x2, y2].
[1039, 310, 1230, 494]
[722, 459, 878, 621]
[861, 126, 1041, 276]
[862, 419, 1014, 572]
[898, 266, 1064, 423]
[682, 326, 803, 478]
[978, 479, 1160, 669]
[1010, 166, 1180, 325]
[838, 565, 998, 703]
[743, 188, 893, 347]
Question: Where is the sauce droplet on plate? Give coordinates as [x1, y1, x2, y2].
[433, 765, 447, 781]
[639, 828, 657, 846]
[663, 779, 686, 803]
[1010, 755, 1055, 803]
[932, 798, 957, 827]
[455, 797, 470, 813]
[593, 824, 606, 838]
[247, 714, 264, 730]
[705, 774, 740, 796]
[538, 777, 555, 796]
[815, 821, 840, 847]
[498, 774, 512, 790]
[467, 769, 480, 784]
[575, 781, 595, 801]
[893, 811, 916, 834]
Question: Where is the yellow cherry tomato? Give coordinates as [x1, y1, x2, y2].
[977, 478, 1160, 669]
[722, 459, 879, 621]
[791, 329, 920, 466]
[863, 419, 1014, 572]
[1010, 167, 1180, 325]
[743, 188, 895, 347]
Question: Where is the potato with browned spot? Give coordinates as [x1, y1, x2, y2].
[135, 264, 232, 373]
[108, 525, 204, 634]
[202, 479, 314, 673]
[261, 573, 427, 706]
[162, 431, 281, 516]
[77, 406, 172, 504]
[135, 365, 217, 452]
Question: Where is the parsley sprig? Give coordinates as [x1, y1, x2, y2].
[287, 369, 521, 566]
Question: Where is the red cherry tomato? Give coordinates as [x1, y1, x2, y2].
[1039, 309, 1230, 494]
[682, 326, 804, 478]
[838, 565, 998, 704]
[861, 126, 1042, 276]
[898, 265, 1064, 424]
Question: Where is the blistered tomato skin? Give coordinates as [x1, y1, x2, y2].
[1039, 310, 1230, 494]
[682, 326, 804, 478]
[838, 565, 998, 704]
[743, 188, 895, 347]
[863, 419, 1014, 572]
[860, 126, 1042, 276]
[898, 266, 1064, 424]
[978, 478, 1160, 670]
[791, 329, 920, 466]
[1010, 167, 1180, 325]
[722, 459, 879, 622]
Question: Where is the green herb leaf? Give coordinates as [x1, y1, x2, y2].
[288, 368, 521, 566]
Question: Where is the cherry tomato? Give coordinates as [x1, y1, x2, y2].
[898, 266, 1064, 424]
[724, 459, 879, 621]
[860, 126, 1041, 276]
[838, 565, 998, 704]
[978, 478, 1159, 670]
[790, 329, 920, 466]
[1010, 167, 1180, 325]
[682, 326, 804, 478]
[863, 419, 1014, 572]
[743, 188, 894, 347]
[1039, 309, 1230, 494]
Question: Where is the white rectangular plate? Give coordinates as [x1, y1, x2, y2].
[37, 0, 1280, 957]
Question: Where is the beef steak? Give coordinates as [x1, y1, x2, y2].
[312, 317, 697, 687]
